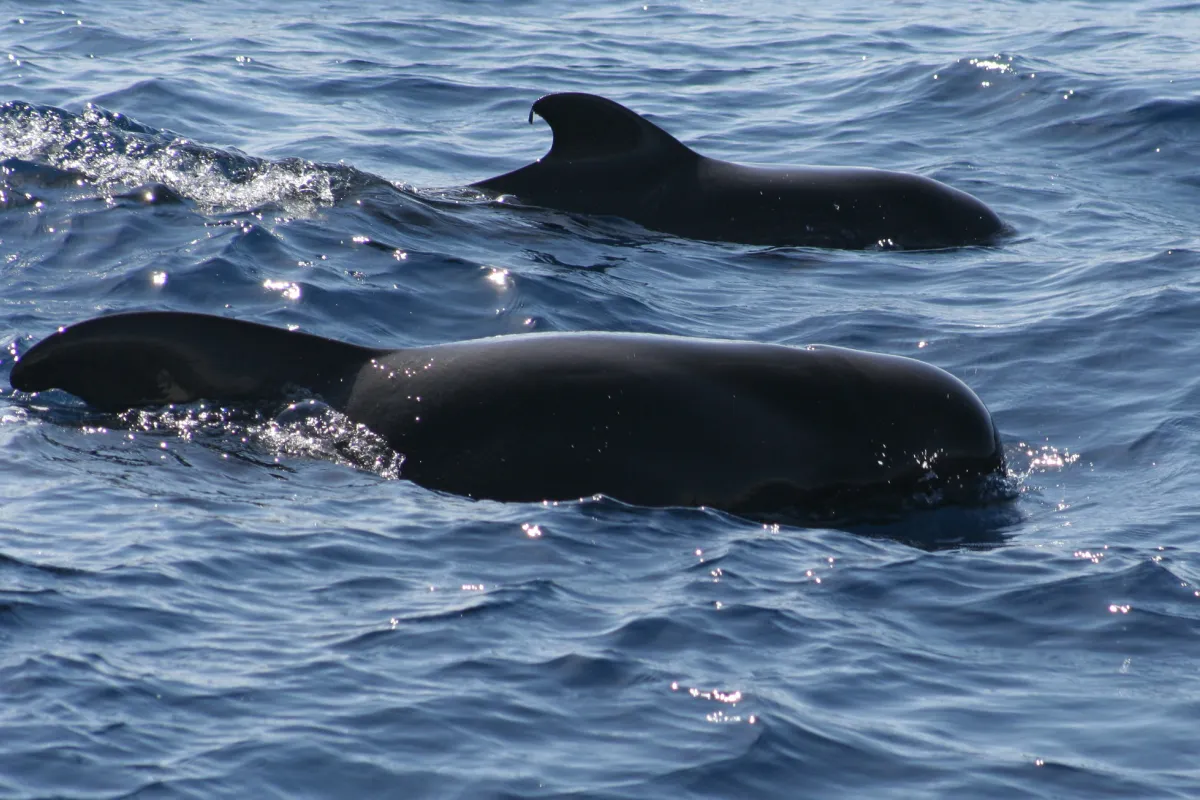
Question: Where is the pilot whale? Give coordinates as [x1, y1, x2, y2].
[10, 312, 1005, 517]
[472, 92, 1005, 250]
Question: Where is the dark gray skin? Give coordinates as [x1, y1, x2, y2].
[10, 312, 1004, 517]
[472, 93, 1006, 250]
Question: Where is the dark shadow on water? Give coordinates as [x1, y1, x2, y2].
[558, 486, 1022, 552]
[839, 501, 1024, 551]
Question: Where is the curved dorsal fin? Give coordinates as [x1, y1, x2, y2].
[529, 93, 693, 162]
[10, 311, 379, 412]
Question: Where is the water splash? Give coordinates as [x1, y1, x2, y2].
[0, 101, 380, 215]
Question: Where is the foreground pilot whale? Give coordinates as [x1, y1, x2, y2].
[472, 93, 1005, 250]
[10, 312, 1005, 518]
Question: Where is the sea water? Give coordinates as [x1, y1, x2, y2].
[1, 1, 1198, 796]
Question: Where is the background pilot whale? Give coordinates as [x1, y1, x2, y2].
[472, 92, 1006, 250]
[10, 311, 1005, 519]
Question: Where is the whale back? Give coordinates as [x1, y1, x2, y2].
[10, 311, 379, 412]
[339, 333, 1004, 512]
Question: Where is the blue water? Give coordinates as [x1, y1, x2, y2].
[2, 1, 1199, 796]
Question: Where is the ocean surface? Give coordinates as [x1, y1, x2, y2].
[1, 1, 1199, 797]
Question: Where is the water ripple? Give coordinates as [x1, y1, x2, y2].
[2, 0, 1200, 796]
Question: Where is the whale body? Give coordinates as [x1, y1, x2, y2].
[10, 312, 1005, 517]
[473, 92, 1005, 250]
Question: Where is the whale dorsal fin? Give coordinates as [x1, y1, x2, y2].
[529, 93, 694, 163]
[10, 311, 381, 412]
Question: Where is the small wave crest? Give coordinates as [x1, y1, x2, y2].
[0, 101, 386, 215]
